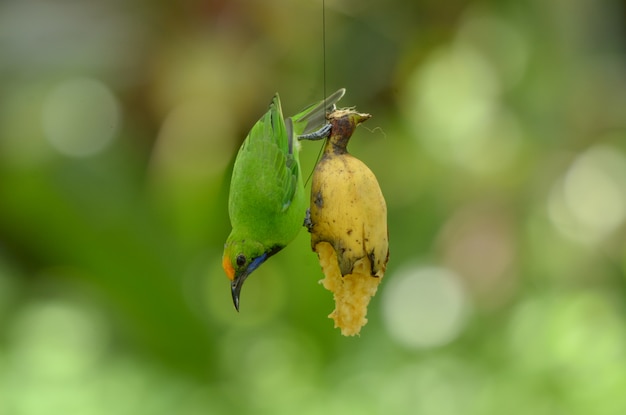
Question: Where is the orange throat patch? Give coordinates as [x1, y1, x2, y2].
[222, 254, 235, 281]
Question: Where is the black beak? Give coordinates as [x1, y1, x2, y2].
[231, 274, 247, 312]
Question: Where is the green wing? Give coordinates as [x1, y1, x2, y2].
[230, 89, 346, 225]
[230, 94, 299, 223]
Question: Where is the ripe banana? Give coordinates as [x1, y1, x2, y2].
[307, 109, 389, 336]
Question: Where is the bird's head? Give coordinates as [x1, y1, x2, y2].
[222, 238, 278, 311]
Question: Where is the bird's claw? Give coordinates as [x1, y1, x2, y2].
[298, 123, 332, 141]
[304, 208, 313, 232]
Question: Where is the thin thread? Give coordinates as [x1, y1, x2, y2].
[322, 0, 327, 107]
[306, 0, 327, 188]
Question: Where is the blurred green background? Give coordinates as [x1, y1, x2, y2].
[1, 0, 626, 413]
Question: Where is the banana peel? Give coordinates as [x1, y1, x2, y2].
[307, 109, 389, 336]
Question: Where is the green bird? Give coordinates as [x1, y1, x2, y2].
[222, 88, 346, 310]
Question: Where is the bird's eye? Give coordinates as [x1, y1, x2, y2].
[236, 254, 246, 267]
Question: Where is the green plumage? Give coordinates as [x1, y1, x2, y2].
[223, 89, 345, 310]
[229, 96, 299, 243]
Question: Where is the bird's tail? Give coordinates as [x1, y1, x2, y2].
[290, 88, 346, 137]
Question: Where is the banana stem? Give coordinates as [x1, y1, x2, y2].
[325, 109, 372, 155]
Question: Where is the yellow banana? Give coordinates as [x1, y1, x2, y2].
[307, 109, 389, 336]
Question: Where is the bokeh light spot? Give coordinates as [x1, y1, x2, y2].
[42, 78, 120, 157]
[151, 100, 236, 179]
[7, 300, 108, 381]
[382, 265, 470, 349]
[437, 204, 518, 308]
[403, 42, 522, 173]
[508, 292, 626, 382]
[408, 45, 497, 148]
[548, 144, 626, 244]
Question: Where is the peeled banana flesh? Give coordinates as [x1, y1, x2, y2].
[307, 109, 389, 336]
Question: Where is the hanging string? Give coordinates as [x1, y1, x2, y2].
[305, 0, 328, 188]
[322, 0, 327, 109]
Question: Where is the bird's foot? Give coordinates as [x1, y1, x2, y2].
[303, 208, 313, 232]
[298, 123, 332, 141]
